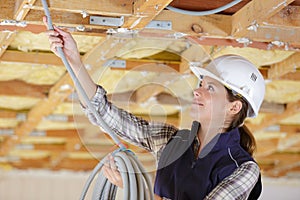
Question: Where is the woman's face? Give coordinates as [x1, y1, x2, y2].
[191, 76, 230, 127]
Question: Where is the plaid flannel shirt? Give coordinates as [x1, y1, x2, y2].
[82, 85, 260, 199]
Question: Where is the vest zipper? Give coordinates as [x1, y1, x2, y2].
[191, 160, 196, 168]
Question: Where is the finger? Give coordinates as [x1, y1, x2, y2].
[42, 16, 49, 29]
[50, 42, 63, 54]
[50, 42, 63, 49]
[103, 165, 117, 184]
[43, 16, 65, 36]
[53, 25, 71, 38]
[48, 35, 63, 43]
[109, 155, 117, 170]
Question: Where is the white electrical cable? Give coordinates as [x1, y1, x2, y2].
[166, 0, 242, 16]
[40, 1, 154, 199]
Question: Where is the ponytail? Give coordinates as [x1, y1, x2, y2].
[238, 125, 256, 156]
[225, 87, 257, 156]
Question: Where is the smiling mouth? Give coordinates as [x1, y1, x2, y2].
[192, 101, 203, 106]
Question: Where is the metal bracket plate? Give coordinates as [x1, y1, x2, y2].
[145, 20, 172, 30]
[90, 16, 124, 27]
[105, 59, 126, 69]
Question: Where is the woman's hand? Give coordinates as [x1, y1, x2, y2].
[43, 16, 82, 66]
[102, 155, 123, 188]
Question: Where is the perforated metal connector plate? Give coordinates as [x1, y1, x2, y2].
[145, 20, 172, 30]
[90, 16, 124, 27]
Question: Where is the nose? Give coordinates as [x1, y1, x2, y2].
[193, 87, 201, 97]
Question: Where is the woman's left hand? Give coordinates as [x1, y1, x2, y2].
[102, 154, 123, 188]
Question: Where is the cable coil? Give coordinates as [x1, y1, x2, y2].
[81, 150, 154, 200]
[41, 1, 154, 199]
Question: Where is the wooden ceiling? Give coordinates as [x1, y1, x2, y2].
[1, 0, 300, 179]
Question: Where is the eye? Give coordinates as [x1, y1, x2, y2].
[207, 85, 215, 92]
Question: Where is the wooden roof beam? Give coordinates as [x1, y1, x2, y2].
[256, 138, 280, 157]
[0, 0, 36, 57]
[280, 124, 300, 133]
[1, 50, 64, 66]
[247, 101, 300, 132]
[0, 32, 16, 57]
[109, 58, 181, 72]
[260, 101, 286, 114]
[124, 0, 173, 30]
[0, 75, 74, 155]
[0, 80, 51, 98]
[154, 10, 232, 37]
[262, 153, 300, 177]
[268, 53, 300, 79]
[135, 84, 165, 103]
[14, 0, 37, 21]
[279, 70, 300, 81]
[32, 0, 133, 16]
[232, 0, 295, 37]
[265, 5, 300, 27]
[0, 37, 107, 156]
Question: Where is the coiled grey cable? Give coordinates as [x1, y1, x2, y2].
[41, 1, 154, 200]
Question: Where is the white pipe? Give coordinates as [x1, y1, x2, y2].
[166, 0, 242, 16]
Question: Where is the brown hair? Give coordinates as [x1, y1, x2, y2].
[225, 87, 256, 156]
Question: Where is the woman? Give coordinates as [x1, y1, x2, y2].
[44, 16, 264, 199]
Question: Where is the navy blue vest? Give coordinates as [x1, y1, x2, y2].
[154, 121, 261, 199]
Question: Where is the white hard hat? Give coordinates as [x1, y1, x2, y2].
[190, 54, 265, 118]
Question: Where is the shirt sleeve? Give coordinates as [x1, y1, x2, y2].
[81, 85, 178, 156]
[204, 161, 260, 200]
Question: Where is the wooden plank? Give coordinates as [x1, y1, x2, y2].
[0, 0, 35, 56]
[247, 101, 300, 132]
[246, 24, 300, 45]
[154, 10, 232, 37]
[277, 133, 300, 151]
[0, 80, 52, 98]
[256, 138, 280, 157]
[266, 5, 300, 27]
[268, 53, 300, 79]
[185, 36, 292, 52]
[0, 74, 74, 155]
[0, 110, 18, 118]
[14, 0, 37, 20]
[52, 157, 99, 171]
[281, 124, 300, 133]
[0, 32, 16, 57]
[124, 0, 173, 29]
[1, 50, 64, 66]
[232, 0, 295, 37]
[179, 43, 211, 73]
[260, 101, 285, 114]
[33, 0, 133, 16]
[31, 129, 82, 138]
[280, 70, 300, 81]
[0, 22, 106, 36]
[11, 157, 51, 169]
[109, 58, 180, 72]
[0, 37, 113, 155]
[156, 92, 190, 106]
[0, 0, 16, 19]
[262, 153, 300, 177]
[135, 84, 165, 103]
[12, 9, 121, 35]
